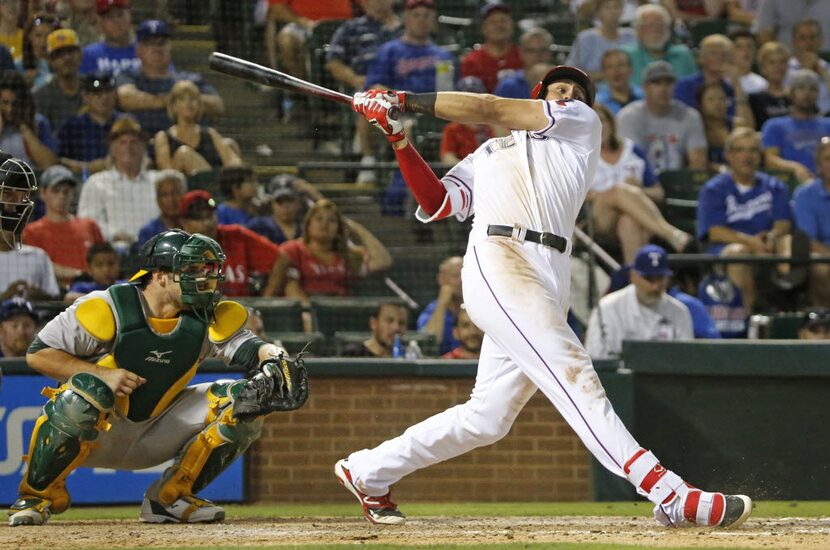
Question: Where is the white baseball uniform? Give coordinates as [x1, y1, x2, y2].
[346, 98, 716, 526]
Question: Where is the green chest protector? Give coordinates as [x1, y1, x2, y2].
[109, 284, 207, 422]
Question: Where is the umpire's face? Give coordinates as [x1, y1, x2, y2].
[544, 80, 588, 104]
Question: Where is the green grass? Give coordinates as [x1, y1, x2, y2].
[53, 500, 830, 521]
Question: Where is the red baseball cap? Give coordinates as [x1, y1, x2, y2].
[180, 190, 216, 219]
[97, 0, 130, 15]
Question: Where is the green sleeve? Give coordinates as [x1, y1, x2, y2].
[230, 336, 268, 375]
[27, 336, 52, 355]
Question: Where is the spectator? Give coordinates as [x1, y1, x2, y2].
[22, 165, 104, 285]
[34, 28, 83, 133]
[63, 241, 120, 301]
[439, 76, 494, 164]
[460, 1, 522, 93]
[179, 190, 280, 297]
[696, 127, 793, 313]
[216, 165, 258, 225]
[0, 70, 58, 169]
[798, 309, 830, 340]
[757, 0, 830, 52]
[567, 0, 636, 80]
[761, 69, 830, 183]
[417, 255, 462, 356]
[748, 41, 791, 129]
[594, 49, 643, 115]
[155, 80, 241, 176]
[326, 0, 401, 183]
[137, 168, 186, 246]
[586, 244, 694, 359]
[263, 199, 393, 320]
[18, 13, 59, 89]
[248, 174, 323, 245]
[617, 61, 707, 173]
[244, 306, 266, 339]
[590, 102, 692, 263]
[698, 81, 751, 170]
[116, 20, 224, 136]
[623, 4, 696, 86]
[493, 27, 552, 99]
[786, 19, 830, 115]
[792, 137, 830, 307]
[57, 71, 121, 174]
[68, 0, 102, 46]
[0, 0, 24, 62]
[79, 0, 139, 77]
[441, 307, 484, 359]
[341, 301, 408, 358]
[0, 296, 38, 357]
[729, 28, 767, 95]
[77, 116, 158, 246]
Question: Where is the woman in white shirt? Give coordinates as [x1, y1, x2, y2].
[587, 103, 693, 263]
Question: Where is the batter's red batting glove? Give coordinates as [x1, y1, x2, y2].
[352, 90, 406, 113]
[356, 96, 405, 143]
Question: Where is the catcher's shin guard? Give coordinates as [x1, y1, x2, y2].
[15, 373, 113, 515]
[154, 380, 263, 505]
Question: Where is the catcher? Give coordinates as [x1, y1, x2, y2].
[8, 229, 308, 526]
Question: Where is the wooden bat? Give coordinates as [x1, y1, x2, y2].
[208, 52, 353, 105]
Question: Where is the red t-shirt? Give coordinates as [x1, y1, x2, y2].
[440, 122, 495, 160]
[441, 347, 467, 359]
[217, 224, 279, 297]
[22, 216, 104, 271]
[267, 0, 354, 21]
[461, 44, 522, 93]
[675, 0, 709, 16]
[279, 238, 352, 296]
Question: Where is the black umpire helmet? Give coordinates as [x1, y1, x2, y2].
[0, 154, 37, 250]
[531, 65, 596, 106]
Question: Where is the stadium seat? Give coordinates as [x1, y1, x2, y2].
[234, 298, 304, 333]
[766, 312, 807, 339]
[311, 296, 411, 336]
[333, 330, 438, 357]
[266, 330, 326, 356]
[659, 169, 714, 234]
[688, 19, 729, 48]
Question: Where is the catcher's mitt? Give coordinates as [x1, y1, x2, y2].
[233, 352, 308, 420]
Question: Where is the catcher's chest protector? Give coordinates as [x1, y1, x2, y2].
[108, 284, 207, 422]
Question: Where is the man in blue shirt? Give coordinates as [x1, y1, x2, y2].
[792, 137, 830, 307]
[216, 165, 257, 226]
[80, 0, 139, 77]
[493, 27, 553, 99]
[673, 34, 743, 119]
[762, 69, 830, 184]
[416, 256, 462, 355]
[697, 127, 792, 313]
[594, 49, 643, 115]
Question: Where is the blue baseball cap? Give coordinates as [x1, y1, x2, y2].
[633, 244, 672, 277]
[137, 19, 170, 42]
[0, 297, 37, 323]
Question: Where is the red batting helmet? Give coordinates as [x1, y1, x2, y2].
[531, 65, 596, 106]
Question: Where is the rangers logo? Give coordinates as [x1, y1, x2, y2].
[145, 350, 173, 364]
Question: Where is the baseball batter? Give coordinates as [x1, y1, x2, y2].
[8, 229, 308, 526]
[335, 66, 753, 528]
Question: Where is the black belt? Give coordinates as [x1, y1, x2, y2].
[487, 224, 567, 253]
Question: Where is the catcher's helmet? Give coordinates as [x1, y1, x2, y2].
[531, 65, 596, 106]
[0, 155, 37, 250]
[130, 229, 227, 322]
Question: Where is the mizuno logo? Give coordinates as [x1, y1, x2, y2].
[145, 350, 172, 364]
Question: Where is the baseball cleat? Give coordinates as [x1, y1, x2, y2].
[718, 495, 753, 528]
[334, 459, 406, 525]
[139, 494, 225, 524]
[8, 496, 52, 526]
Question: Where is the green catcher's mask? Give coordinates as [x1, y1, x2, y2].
[130, 229, 227, 322]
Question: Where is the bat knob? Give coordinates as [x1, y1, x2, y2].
[388, 106, 401, 121]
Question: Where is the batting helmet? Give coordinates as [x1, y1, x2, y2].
[531, 65, 596, 106]
[130, 229, 227, 323]
[0, 155, 37, 250]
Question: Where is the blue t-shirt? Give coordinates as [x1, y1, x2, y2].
[57, 112, 122, 162]
[247, 216, 301, 245]
[80, 41, 140, 76]
[137, 216, 168, 247]
[668, 287, 721, 339]
[761, 115, 830, 174]
[674, 73, 736, 118]
[417, 299, 458, 355]
[697, 273, 747, 338]
[696, 172, 791, 253]
[494, 72, 530, 99]
[793, 179, 830, 246]
[365, 39, 455, 92]
[594, 82, 643, 115]
[326, 15, 402, 78]
[216, 203, 251, 226]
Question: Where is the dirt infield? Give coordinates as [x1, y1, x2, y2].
[4, 515, 830, 549]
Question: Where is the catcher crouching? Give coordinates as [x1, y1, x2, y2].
[8, 229, 308, 526]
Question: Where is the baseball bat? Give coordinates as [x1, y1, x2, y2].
[209, 52, 352, 105]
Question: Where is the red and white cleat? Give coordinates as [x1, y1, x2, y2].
[334, 459, 406, 525]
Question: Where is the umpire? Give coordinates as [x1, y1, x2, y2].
[8, 229, 308, 526]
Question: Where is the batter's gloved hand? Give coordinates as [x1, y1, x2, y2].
[353, 89, 406, 111]
[233, 352, 309, 420]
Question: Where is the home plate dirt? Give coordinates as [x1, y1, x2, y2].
[4, 515, 830, 548]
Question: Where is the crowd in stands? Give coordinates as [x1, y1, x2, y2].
[2, 0, 830, 362]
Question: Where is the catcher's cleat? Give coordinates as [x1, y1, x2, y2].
[334, 459, 405, 525]
[8, 496, 52, 526]
[140, 491, 225, 524]
[719, 495, 753, 528]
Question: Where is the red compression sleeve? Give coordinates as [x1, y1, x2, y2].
[394, 143, 449, 217]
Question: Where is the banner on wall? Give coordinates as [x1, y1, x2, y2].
[0, 372, 244, 506]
